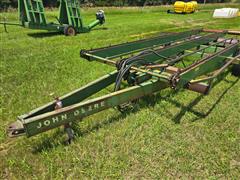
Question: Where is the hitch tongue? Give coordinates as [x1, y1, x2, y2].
[7, 120, 25, 138]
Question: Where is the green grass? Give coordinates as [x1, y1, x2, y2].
[1, 4, 240, 179]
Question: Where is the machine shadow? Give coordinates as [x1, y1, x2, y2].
[27, 31, 61, 38]
[169, 72, 239, 124]
[32, 72, 239, 153]
[27, 27, 108, 38]
[91, 27, 109, 31]
[32, 112, 129, 153]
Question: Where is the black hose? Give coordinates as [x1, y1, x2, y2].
[114, 59, 148, 92]
[115, 48, 172, 92]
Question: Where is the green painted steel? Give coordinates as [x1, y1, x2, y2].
[4, 0, 105, 35]
[83, 32, 225, 65]
[20, 71, 118, 120]
[84, 29, 202, 59]
[7, 30, 240, 140]
[177, 42, 239, 88]
[23, 79, 169, 137]
[59, 0, 83, 29]
[121, 33, 225, 65]
[19, 0, 47, 26]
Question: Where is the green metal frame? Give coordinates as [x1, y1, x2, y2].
[18, 0, 47, 26]
[7, 29, 240, 140]
[81, 29, 202, 59]
[1, 0, 105, 35]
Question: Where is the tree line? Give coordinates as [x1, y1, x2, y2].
[0, 0, 238, 10]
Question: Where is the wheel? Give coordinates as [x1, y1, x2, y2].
[231, 64, 240, 77]
[64, 26, 76, 36]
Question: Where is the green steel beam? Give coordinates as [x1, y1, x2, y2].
[176, 42, 239, 88]
[22, 78, 169, 137]
[20, 71, 118, 120]
[82, 33, 225, 65]
[128, 32, 225, 65]
[82, 29, 202, 60]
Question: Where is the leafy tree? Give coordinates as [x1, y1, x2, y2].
[0, 0, 239, 10]
[0, 0, 11, 10]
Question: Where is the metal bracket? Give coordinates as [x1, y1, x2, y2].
[7, 120, 25, 138]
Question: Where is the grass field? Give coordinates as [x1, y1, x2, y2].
[1, 4, 240, 179]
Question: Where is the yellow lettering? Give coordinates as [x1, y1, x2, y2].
[100, 101, 105, 107]
[81, 108, 86, 113]
[37, 122, 42, 129]
[88, 105, 93, 111]
[94, 103, 99, 109]
[44, 120, 51, 126]
[52, 117, 59, 123]
[74, 110, 80, 116]
[61, 114, 68, 120]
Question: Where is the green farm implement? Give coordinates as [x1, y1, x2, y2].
[7, 29, 240, 143]
[0, 0, 105, 36]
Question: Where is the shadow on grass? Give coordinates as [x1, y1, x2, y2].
[27, 27, 108, 38]
[91, 27, 109, 31]
[166, 72, 239, 124]
[32, 72, 239, 153]
[32, 112, 129, 153]
[27, 31, 61, 38]
[32, 100, 157, 153]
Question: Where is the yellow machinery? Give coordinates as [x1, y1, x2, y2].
[168, 1, 198, 14]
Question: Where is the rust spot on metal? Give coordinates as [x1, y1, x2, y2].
[187, 83, 210, 95]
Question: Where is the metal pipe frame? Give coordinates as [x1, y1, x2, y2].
[7, 30, 240, 140]
[190, 54, 240, 84]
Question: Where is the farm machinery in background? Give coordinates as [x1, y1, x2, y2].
[7, 29, 240, 143]
[167, 1, 198, 14]
[0, 0, 105, 36]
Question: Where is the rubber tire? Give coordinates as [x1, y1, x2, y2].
[64, 26, 76, 36]
[232, 64, 240, 77]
